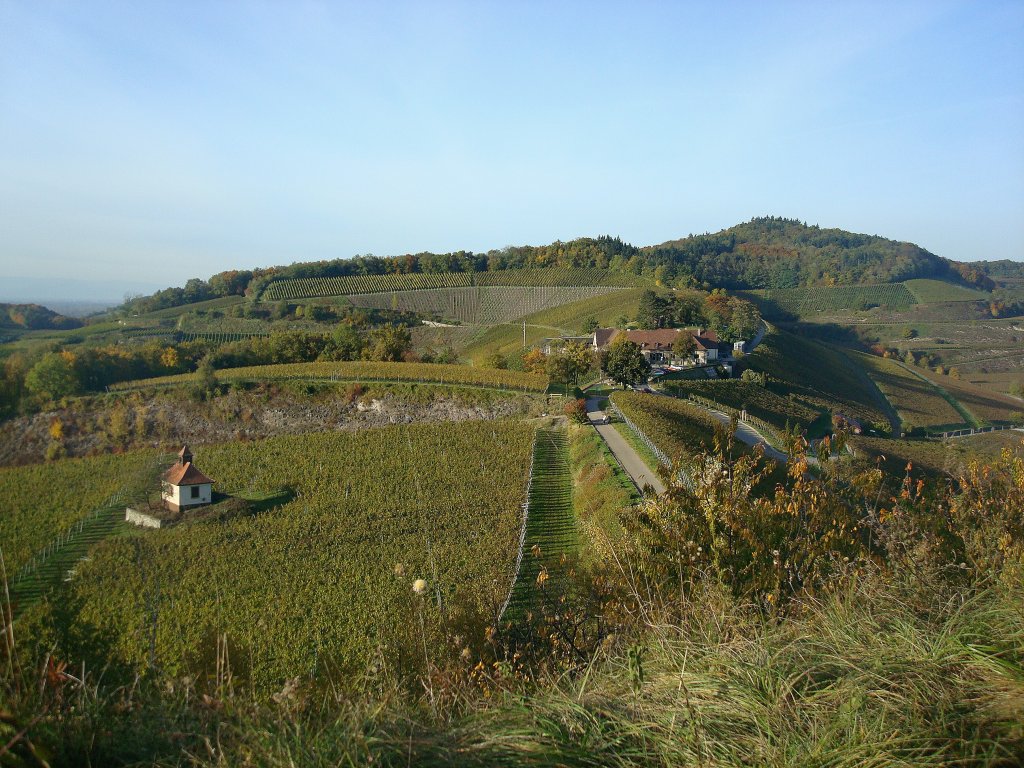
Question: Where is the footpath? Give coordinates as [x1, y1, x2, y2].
[584, 396, 666, 496]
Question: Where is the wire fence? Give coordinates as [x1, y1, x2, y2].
[11, 454, 173, 599]
[497, 428, 540, 623]
[608, 403, 693, 492]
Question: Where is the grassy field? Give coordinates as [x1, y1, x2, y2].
[53, 421, 535, 690]
[910, 367, 1023, 424]
[568, 424, 635, 565]
[850, 351, 968, 431]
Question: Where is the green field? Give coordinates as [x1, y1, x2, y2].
[903, 278, 990, 303]
[505, 426, 576, 620]
[58, 421, 535, 689]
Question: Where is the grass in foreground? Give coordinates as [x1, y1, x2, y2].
[7, 573, 1021, 767]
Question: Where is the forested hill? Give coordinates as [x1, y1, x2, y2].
[645, 217, 980, 290]
[116, 217, 996, 315]
[0, 303, 82, 331]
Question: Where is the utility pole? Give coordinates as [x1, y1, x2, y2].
[523, 320, 526, 349]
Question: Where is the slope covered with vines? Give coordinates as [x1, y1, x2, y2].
[61, 421, 536, 690]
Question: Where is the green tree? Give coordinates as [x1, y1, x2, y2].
[728, 298, 762, 341]
[672, 332, 696, 364]
[636, 290, 665, 329]
[483, 352, 508, 370]
[191, 357, 219, 401]
[605, 338, 650, 388]
[365, 325, 412, 362]
[328, 324, 365, 361]
[545, 353, 573, 386]
[25, 352, 80, 401]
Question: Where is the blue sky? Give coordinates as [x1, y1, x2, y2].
[1, 0, 1022, 298]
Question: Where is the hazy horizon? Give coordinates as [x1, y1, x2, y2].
[2, 1, 1022, 295]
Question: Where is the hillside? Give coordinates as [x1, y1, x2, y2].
[647, 217, 971, 290]
[0, 302, 82, 331]
[106, 217, 1008, 321]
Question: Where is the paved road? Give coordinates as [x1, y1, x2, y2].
[584, 397, 666, 496]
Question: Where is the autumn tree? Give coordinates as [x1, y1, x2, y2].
[521, 348, 548, 374]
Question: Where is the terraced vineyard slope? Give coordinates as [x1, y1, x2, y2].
[348, 285, 623, 325]
[111, 361, 549, 393]
[262, 267, 647, 301]
[851, 351, 968, 432]
[57, 421, 536, 690]
[742, 283, 917, 318]
[743, 327, 892, 430]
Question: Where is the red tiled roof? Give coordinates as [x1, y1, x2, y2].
[162, 461, 213, 486]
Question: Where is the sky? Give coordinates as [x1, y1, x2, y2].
[1, 0, 1023, 301]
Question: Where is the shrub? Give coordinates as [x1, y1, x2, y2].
[564, 398, 589, 424]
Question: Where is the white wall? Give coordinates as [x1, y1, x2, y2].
[162, 482, 212, 508]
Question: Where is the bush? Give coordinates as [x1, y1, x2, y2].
[564, 398, 589, 424]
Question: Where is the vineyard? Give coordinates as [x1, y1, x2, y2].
[459, 288, 647, 363]
[59, 421, 536, 690]
[610, 390, 728, 464]
[902, 278, 990, 303]
[743, 283, 917, 318]
[177, 330, 270, 344]
[260, 267, 646, 301]
[262, 272, 473, 300]
[848, 435, 960, 478]
[660, 380, 821, 432]
[908, 365, 1021, 425]
[347, 285, 623, 325]
[109, 360, 549, 393]
[0, 451, 159, 574]
[504, 426, 576, 620]
[851, 351, 967, 431]
[744, 328, 891, 428]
